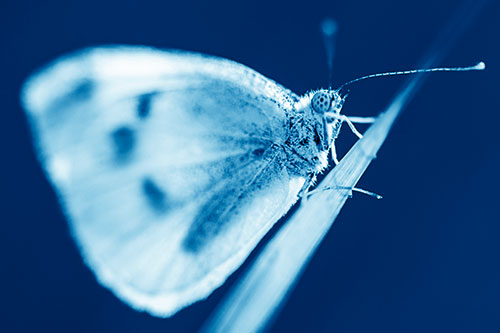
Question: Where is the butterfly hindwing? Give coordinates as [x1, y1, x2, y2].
[22, 46, 306, 316]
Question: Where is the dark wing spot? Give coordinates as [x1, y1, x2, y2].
[49, 79, 94, 112]
[137, 92, 157, 119]
[111, 126, 135, 162]
[69, 79, 94, 100]
[142, 177, 168, 213]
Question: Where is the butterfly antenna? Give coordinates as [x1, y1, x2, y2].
[337, 62, 485, 92]
[321, 18, 338, 89]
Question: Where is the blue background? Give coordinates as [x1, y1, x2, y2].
[1, 0, 499, 332]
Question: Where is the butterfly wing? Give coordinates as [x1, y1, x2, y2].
[21, 46, 306, 316]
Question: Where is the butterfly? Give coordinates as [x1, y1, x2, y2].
[21, 45, 353, 317]
[21, 45, 481, 317]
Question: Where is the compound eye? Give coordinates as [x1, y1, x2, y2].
[311, 91, 332, 113]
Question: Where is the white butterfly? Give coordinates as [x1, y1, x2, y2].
[21, 46, 350, 317]
[21, 45, 480, 317]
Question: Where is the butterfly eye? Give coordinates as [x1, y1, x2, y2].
[311, 91, 332, 113]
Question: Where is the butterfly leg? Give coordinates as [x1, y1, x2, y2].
[331, 142, 339, 165]
[347, 116, 377, 123]
[340, 115, 364, 139]
[298, 173, 317, 202]
[326, 113, 377, 139]
[307, 185, 382, 200]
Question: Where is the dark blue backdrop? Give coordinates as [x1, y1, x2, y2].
[2, 0, 499, 332]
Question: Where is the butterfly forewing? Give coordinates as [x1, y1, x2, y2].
[22, 46, 306, 316]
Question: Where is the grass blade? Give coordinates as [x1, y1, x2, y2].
[202, 1, 487, 332]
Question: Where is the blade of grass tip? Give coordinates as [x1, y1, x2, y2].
[201, 1, 488, 332]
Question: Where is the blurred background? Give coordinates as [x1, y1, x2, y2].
[1, 0, 499, 332]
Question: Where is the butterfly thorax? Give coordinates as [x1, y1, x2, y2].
[281, 110, 331, 177]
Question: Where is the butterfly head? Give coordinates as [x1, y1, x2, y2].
[302, 88, 348, 152]
[310, 89, 346, 116]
